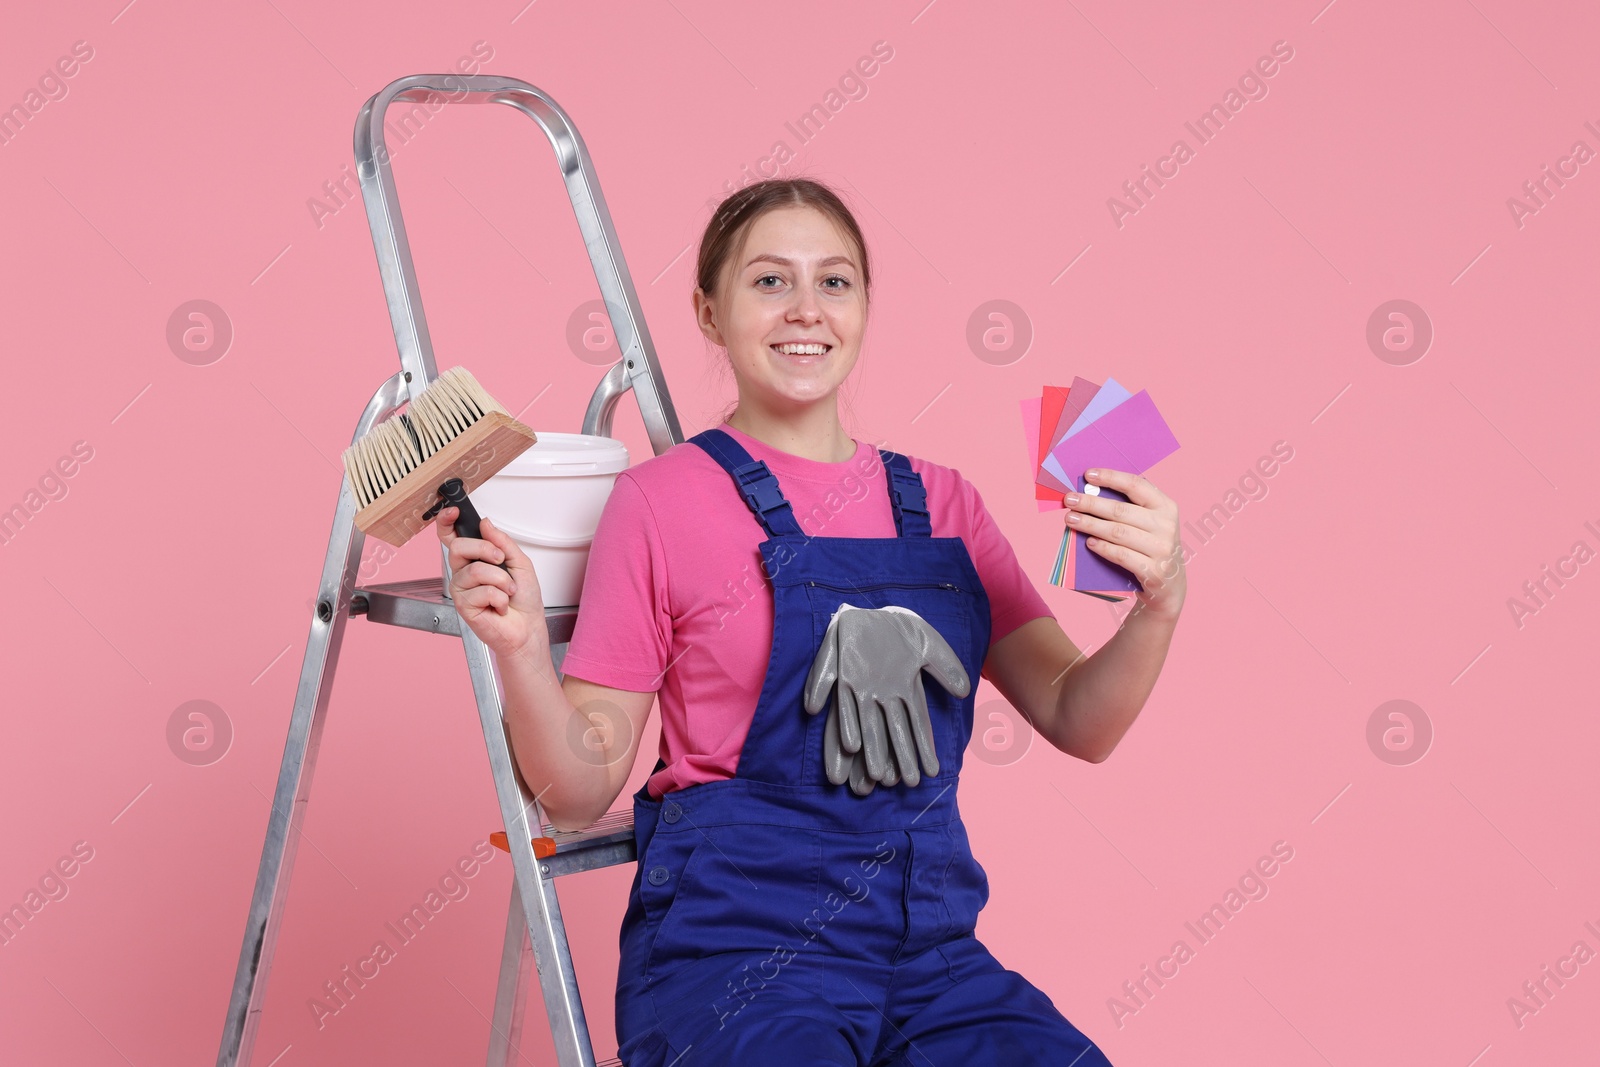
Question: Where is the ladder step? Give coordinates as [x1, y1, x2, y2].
[349, 576, 578, 643]
[491, 808, 637, 877]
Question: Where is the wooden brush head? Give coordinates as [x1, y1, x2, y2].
[341, 367, 537, 547]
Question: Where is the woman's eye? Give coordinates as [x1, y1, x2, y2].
[754, 273, 851, 290]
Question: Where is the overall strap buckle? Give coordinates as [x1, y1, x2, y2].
[884, 457, 932, 538]
[734, 460, 802, 538]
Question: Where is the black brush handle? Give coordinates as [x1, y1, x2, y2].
[433, 477, 510, 572]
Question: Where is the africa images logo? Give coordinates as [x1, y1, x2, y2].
[1106, 40, 1296, 229]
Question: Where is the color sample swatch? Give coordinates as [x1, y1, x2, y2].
[1020, 381, 1179, 598]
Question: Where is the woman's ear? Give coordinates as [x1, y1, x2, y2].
[691, 286, 726, 348]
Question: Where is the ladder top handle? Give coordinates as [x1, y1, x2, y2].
[355, 74, 586, 181]
[351, 72, 684, 453]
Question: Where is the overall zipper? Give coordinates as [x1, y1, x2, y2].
[806, 579, 961, 593]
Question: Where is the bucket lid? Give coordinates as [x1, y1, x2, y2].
[495, 432, 630, 476]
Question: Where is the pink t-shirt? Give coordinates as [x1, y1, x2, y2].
[559, 422, 1054, 800]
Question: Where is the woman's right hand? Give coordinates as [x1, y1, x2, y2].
[434, 507, 545, 658]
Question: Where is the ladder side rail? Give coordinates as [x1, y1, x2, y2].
[352, 90, 439, 399]
[459, 623, 598, 1067]
[486, 878, 536, 1066]
[216, 373, 409, 1067]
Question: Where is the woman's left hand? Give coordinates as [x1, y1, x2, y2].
[1064, 468, 1186, 620]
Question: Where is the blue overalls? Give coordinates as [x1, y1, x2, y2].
[614, 428, 1113, 1066]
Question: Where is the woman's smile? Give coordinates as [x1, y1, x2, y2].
[770, 341, 832, 363]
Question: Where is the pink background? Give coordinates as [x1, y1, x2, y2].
[3, 1, 1597, 1064]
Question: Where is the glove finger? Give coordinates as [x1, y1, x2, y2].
[907, 614, 971, 698]
[879, 751, 900, 787]
[881, 697, 920, 788]
[848, 749, 876, 796]
[822, 701, 851, 785]
[854, 688, 890, 781]
[803, 615, 843, 714]
[838, 682, 863, 754]
[907, 676, 940, 778]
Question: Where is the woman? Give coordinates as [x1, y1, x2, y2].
[435, 178, 1185, 1065]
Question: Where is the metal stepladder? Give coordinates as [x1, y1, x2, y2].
[216, 74, 685, 1067]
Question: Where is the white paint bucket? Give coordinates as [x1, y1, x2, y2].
[467, 432, 630, 607]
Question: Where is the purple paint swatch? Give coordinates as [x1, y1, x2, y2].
[1049, 389, 1180, 592]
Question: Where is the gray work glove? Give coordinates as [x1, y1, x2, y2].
[803, 604, 971, 792]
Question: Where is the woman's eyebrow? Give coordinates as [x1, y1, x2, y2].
[744, 254, 856, 269]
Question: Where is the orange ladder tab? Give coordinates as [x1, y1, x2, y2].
[490, 830, 558, 859]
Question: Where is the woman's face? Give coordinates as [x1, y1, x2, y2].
[693, 205, 867, 414]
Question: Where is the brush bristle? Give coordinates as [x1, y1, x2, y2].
[341, 366, 510, 509]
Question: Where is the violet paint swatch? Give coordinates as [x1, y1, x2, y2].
[1049, 389, 1180, 593]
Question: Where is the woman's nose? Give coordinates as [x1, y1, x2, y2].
[787, 283, 822, 322]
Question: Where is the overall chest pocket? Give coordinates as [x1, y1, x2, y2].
[804, 580, 976, 779]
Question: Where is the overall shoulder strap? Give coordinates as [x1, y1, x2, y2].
[690, 428, 804, 538]
[878, 449, 932, 537]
